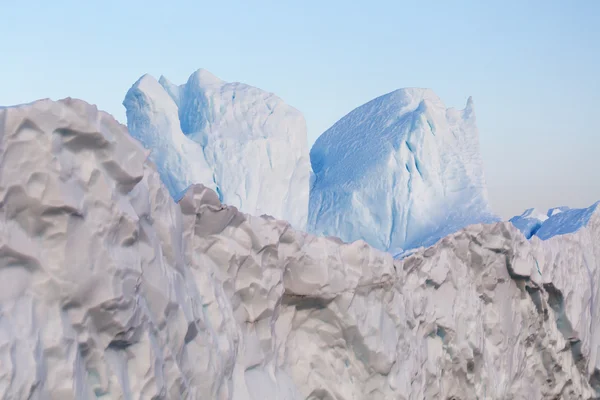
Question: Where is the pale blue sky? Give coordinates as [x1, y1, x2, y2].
[2, 0, 599, 218]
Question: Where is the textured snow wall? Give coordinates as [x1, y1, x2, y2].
[1, 99, 599, 399]
[124, 69, 311, 230]
[309, 89, 499, 254]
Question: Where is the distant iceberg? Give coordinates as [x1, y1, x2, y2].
[123, 69, 311, 230]
[308, 88, 498, 253]
[511, 202, 600, 240]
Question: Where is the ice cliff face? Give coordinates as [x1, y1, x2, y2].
[1, 99, 599, 399]
[309, 88, 499, 254]
[124, 69, 311, 230]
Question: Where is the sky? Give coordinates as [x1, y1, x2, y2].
[2, 0, 599, 219]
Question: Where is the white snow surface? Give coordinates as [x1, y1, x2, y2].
[309, 88, 499, 254]
[123, 69, 311, 230]
[1, 99, 600, 399]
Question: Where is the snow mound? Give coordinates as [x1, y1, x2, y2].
[124, 69, 311, 230]
[1, 98, 599, 399]
[308, 88, 499, 253]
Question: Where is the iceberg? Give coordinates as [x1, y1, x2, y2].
[124, 69, 311, 230]
[308, 88, 499, 253]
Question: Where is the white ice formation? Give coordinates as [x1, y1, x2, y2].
[1, 99, 599, 399]
[123, 69, 311, 230]
[308, 88, 499, 254]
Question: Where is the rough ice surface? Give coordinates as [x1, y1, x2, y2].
[124, 69, 311, 230]
[1, 99, 600, 399]
[511, 202, 599, 240]
[308, 88, 499, 254]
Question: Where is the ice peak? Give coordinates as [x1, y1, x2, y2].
[133, 74, 160, 89]
[127, 74, 172, 108]
[390, 87, 439, 99]
[466, 95, 474, 107]
[186, 68, 224, 87]
[377, 87, 443, 114]
[462, 96, 475, 118]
